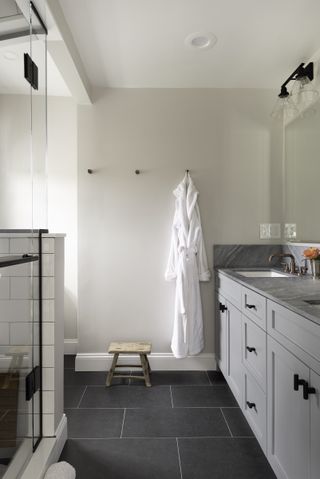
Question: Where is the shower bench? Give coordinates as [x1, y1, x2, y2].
[106, 341, 152, 387]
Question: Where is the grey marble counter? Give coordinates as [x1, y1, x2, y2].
[217, 268, 320, 327]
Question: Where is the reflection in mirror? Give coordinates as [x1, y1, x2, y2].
[285, 98, 320, 241]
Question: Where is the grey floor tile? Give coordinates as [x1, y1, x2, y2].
[64, 386, 86, 408]
[80, 385, 171, 408]
[222, 408, 254, 437]
[65, 408, 124, 438]
[178, 438, 276, 479]
[60, 438, 181, 479]
[64, 355, 76, 369]
[131, 370, 210, 386]
[123, 407, 230, 437]
[172, 385, 238, 407]
[207, 370, 227, 385]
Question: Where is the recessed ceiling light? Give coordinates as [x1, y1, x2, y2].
[3, 51, 18, 61]
[185, 32, 217, 50]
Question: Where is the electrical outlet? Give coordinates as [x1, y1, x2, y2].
[284, 223, 297, 240]
[260, 223, 281, 239]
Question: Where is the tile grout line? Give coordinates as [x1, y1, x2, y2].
[67, 435, 254, 440]
[220, 408, 233, 438]
[205, 370, 212, 385]
[64, 406, 241, 410]
[170, 386, 174, 408]
[176, 438, 183, 479]
[76, 386, 87, 408]
[120, 409, 126, 438]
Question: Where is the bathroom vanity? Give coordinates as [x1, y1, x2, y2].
[216, 268, 320, 479]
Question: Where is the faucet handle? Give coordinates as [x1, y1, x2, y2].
[281, 262, 290, 273]
[299, 259, 308, 276]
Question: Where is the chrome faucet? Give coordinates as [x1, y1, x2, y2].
[269, 253, 297, 274]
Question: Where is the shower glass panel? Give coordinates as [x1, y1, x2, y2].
[0, 1, 47, 477]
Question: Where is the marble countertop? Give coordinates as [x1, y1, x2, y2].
[217, 268, 320, 327]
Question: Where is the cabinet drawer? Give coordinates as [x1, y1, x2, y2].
[242, 316, 267, 391]
[243, 371, 267, 453]
[267, 300, 320, 366]
[217, 273, 241, 309]
[242, 287, 266, 330]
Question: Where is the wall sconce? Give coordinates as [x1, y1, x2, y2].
[271, 62, 318, 121]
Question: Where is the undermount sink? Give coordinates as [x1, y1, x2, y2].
[235, 270, 289, 278]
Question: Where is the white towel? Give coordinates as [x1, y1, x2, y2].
[44, 461, 76, 479]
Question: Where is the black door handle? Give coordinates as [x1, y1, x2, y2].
[303, 382, 316, 400]
[246, 346, 256, 353]
[246, 401, 256, 410]
[245, 304, 256, 310]
[293, 374, 307, 391]
[219, 302, 227, 313]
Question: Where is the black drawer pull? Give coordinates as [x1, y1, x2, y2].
[293, 374, 306, 391]
[246, 401, 256, 410]
[303, 382, 316, 400]
[246, 346, 256, 353]
[245, 304, 256, 310]
[219, 302, 227, 313]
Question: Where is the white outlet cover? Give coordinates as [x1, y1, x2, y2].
[260, 223, 281, 239]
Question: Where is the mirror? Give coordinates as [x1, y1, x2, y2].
[284, 97, 320, 242]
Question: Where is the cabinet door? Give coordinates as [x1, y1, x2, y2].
[227, 302, 242, 405]
[267, 337, 309, 479]
[310, 370, 320, 479]
[216, 294, 228, 377]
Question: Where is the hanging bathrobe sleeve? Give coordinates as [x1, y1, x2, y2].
[195, 205, 211, 282]
[165, 212, 179, 281]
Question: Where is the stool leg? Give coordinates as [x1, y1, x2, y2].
[106, 353, 119, 387]
[140, 354, 151, 387]
[146, 355, 152, 373]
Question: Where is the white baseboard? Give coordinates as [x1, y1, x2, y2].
[20, 415, 67, 479]
[64, 339, 78, 355]
[75, 352, 216, 371]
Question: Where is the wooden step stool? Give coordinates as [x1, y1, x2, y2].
[106, 341, 152, 387]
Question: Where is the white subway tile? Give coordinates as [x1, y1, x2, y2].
[42, 254, 54, 276]
[42, 238, 54, 254]
[43, 391, 54, 414]
[10, 238, 38, 254]
[10, 322, 32, 346]
[10, 277, 32, 299]
[42, 300, 54, 322]
[0, 239, 9, 253]
[0, 262, 33, 277]
[0, 300, 32, 322]
[42, 345, 54, 367]
[0, 322, 9, 344]
[42, 367, 54, 390]
[0, 278, 10, 299]
[43, 323, 54, 345]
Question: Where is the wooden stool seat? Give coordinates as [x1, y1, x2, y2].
[106, 341, 152, 387]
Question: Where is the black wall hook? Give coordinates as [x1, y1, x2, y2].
[87, 169, 93, 174]
[135, 170, 140, 175]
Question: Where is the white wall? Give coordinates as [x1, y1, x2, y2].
[47, 97, 78, 339]
[77, 88, 282, 365]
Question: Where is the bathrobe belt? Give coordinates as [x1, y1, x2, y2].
[178, 246, 197, 342]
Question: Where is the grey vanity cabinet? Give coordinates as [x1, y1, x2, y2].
[310, 370, 320, 479]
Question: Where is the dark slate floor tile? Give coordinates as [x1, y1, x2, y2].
[222, 408, 254, 437]
[178, 438, 276, 479]
[207, 370, 227, 385]
[60, 438, 181, 479]
[131, 370, 210, 386]
[172, 385, 237, 407]
[64, 386, 86, 408]
[123, 408, 230, 437]
[64, 355, 76, 369]
[80, 385, 171, 408]
[65, 409, 123, 438]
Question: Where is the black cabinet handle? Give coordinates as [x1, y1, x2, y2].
[293, 374, 307, 391]
[246, 401, 256, 410]
[245, 304, 256, 310]
[219, 302, 227, 313]
[303, 382, 316, 400]
[246, 346, 256, 353]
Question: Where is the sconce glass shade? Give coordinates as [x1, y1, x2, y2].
[291, 75, 319, 104]
[271, 95, 299, 122]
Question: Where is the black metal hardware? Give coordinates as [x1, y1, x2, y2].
[88, 169, 93, 174]
[303, 382, 316, 400]
[219, 302, 227, 313]
[245, 304, 256, 310]
[0, 255, 38, 268]
[277, 62, 314, 98]
[30, 1, 48, 35]
[293, 374, 306, 391]
[246, 346, 256, 353]
[246, 401, 256, 410]
[25, 366, 41, 401]
[24, 53, 38, 90]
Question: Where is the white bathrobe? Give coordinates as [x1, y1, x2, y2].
[165, 173, 211, 358]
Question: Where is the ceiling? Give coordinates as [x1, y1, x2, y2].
[58, 0, 320, 89]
